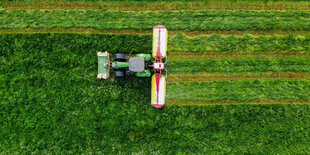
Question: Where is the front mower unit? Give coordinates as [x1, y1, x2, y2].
[97, 25, 168, 108]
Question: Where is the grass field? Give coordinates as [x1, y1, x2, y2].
[2, 0, 310, 10]
[1, 0, 310, 153]
[1, 10, 310, 30]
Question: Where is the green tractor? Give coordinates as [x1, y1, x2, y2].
[97, 52, 153, 79]
[97, 25, 168, 108]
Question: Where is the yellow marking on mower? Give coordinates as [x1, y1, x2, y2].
[152, 26, 168, 59]
[151, 74, 166, 108]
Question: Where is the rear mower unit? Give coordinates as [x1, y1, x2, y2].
[97, 25, 168, 108]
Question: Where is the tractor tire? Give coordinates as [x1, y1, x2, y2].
[113, 53, 126, 62]
[114, 71, 125, 77]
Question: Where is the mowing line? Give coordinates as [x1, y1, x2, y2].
[167, 72, 310, 82]
[2, 1, 310, 10]
[166, 99, 310, 105]
[169, 52, 310, 59]
[0, 28, 309, 36]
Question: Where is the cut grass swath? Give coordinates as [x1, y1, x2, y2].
[169, 52, 310, 59]
[167, 80, 310, 101]
[168, 72, 310, 82]
[167, 100, 310, 105]
[167, 56, 310, 74]
[1, 9, 310, 31]
[2, 0, 310, 10]
[0, 33, 309, 55]
[169, 33, 310, 52]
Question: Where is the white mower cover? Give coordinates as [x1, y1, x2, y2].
[151, 74, 166, 108]
[152, 25, 167, 59]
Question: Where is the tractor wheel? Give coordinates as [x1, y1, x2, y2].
[113, 53, 126, 62]
[114, 71, 125, 77]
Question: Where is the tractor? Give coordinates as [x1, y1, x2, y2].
[97, 25, 168, 108]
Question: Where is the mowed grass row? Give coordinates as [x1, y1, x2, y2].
[0, 33, 309, 55]
[166, 80, 310, 102]
[1, 33, 310, 153]
[3, 0, 308, 2]
[2, 0, 310, 10]
[168, 56, 310, 74]
[1, 9, 310, 30]
[169, 33, 310, 52]
[168, 72, 310, 82]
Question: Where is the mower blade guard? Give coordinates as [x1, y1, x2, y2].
[152, 25, 168, 59]
[97, 51, 110, 79]
[151, 74, 166, 108]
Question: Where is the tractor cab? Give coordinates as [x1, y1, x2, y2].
[109, 53, 152, 78]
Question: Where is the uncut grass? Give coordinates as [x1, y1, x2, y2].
[167, 80, 310, 102]
[1, 10, 310, 31]
[1, 33, 310, 153]
[0, 33, 152, 57]
[2, 0, 310, 10]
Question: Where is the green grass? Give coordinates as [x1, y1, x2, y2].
[1, 9, 310, 30]
[1, 69, 310, 153]
[2, 89, 310, 154]
[167, 80, 310, 101]
[1, 33, 310, 153]
[168, 56, 310, 74]
[2, 0, 309, 11]
[0, 33, 152, 58]
[2, 0, 309, 2]
[0, 33, 308, 55]
[169, 33, 310, 52]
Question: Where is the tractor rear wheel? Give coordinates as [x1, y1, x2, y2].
[114, 70, 125, 77]
[113, 53, 126, 62]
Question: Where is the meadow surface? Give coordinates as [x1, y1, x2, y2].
[1, 0, 310, 153]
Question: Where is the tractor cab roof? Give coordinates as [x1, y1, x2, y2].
[129, 57, 145, 72]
